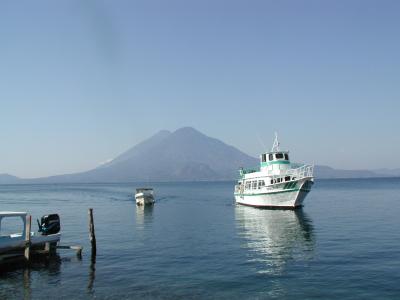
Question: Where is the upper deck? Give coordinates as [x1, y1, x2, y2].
[260, 151, 290, 167]
[238, 133, 313, 181]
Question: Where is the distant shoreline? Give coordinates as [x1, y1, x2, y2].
[1, 176, 399, 186]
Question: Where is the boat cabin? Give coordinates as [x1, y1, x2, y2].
[0, 212, 28, 254]
[260, 151, 290, 164]
[136, 188, 154, 194]
[260, 150, 291, 175]
[235, 133, 314, 195]
[0, 212, 27, 238]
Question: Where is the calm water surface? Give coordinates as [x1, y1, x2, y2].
[0, 179, 400, 299]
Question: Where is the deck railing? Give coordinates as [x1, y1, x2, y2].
[235, 164, 314, 193]
[284, 164, 314, 180]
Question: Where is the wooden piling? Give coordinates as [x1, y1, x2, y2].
[24, 215, 32, 261]
[88, 208, 96, 256]
[44, 242, 50, 253]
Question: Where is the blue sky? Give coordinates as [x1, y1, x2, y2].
[1, 0, 399, 178]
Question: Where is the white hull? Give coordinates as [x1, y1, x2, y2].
[235, 180, 312, 208]
[0, 233, 60, 254]
[135, 194, 155, 206]
[235, 189, 309, 208]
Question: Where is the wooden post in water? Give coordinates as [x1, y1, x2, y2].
[24, 215, 32, 261]
[88, 208, 96, 256]
[44, 242, 50, 254]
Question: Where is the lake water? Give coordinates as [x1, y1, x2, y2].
[1, 178, 400, 299]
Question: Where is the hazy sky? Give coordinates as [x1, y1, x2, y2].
[1, 0, 399, 178]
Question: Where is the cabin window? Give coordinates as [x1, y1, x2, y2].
[252, 181, 257, 189]
[277, 178, 281, 183]
[285, 153, 289, 160]
[245, 182, 251, 190]
[0, 217, 24, 236]
[269, 154, 273, 161]
[270, 179, 274, 184]
[275, 153, 284, 159]
[285, 176, 291, 181]
[261, 154, 266, 162]
[258, 180, 265, 189]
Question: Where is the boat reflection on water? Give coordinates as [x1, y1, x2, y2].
[235, 206, 315, 275]
[0, 254, 62, 299]
[0, 253, 63, 275]
[1, 252, 97, 298]
[135, 205, 154, 227]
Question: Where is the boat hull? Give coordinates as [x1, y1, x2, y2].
[0, 233, 60, 255]
[135, 194, 155, 206]
[235, 180, 312, 209]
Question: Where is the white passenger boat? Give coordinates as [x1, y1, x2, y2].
[234, 134, 314, 208]
[0, 212, 61, 258]
[135, 188, 155, 206]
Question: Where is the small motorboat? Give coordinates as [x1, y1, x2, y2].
[135, 188, 155, 206]
[0, 212, 61, 261]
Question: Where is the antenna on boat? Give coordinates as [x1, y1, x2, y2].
[271, 132, 280, 152]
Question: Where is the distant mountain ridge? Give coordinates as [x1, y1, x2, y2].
[1, 127, 399, 184]
[313, 165, 382, 179]
[16, 127, 258, 183]
[100, 129, 172, 169]
[0, 174, 21, 184]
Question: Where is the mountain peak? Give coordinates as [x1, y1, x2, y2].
[173, 126, 205, 137]
[83, 126, 258, 181]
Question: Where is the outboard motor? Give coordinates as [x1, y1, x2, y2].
[37, 214, 60, 235]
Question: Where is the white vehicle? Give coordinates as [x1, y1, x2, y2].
[234, 134, 314, 208]
[135, 188, 155, 206]
[0, 212, 61, 259]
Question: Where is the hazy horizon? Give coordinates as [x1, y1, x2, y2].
[1, 1, 400, 178]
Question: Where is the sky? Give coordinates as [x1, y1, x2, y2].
[1, 0, 400, 178]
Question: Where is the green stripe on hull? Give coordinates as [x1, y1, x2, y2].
[284, 181, 298, 189]
[234, 188, 311, 197]
[235, 188, 299, 196]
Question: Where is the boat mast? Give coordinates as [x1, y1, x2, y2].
[271, 132, 280, 152]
